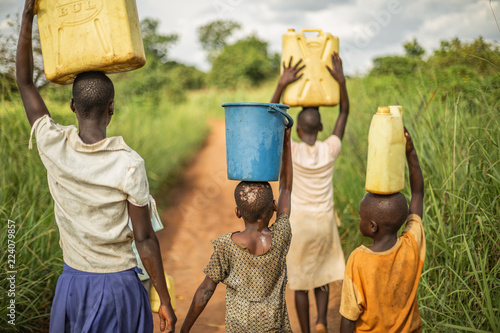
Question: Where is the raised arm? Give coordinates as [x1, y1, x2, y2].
[277, 127, 292, 216]
[180, 276, 218, 333]
[128, 203, 177, 333]
[405, 129, 424, 218]
[327, 52, 349, 140]
[16, 0, 50, 127]
[270, 57, 305, 103]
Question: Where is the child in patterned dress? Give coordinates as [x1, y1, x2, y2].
[181, 127, 293, 333]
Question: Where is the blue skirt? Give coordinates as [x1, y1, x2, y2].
[49, 264, 153, 333]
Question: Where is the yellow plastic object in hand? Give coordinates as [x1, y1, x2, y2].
[149, 273, 176, 312]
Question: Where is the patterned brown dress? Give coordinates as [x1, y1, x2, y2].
[203, 213, 292, 332]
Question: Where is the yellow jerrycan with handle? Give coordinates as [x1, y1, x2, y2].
[281, 29, 339, 107]
[35, 0, 146, 84]
[365, 106, 406, 195]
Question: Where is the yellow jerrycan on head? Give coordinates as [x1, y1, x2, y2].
[35, 0, 146, 84]
[281, 29, 339, 107]
[365, 106, 406, 195]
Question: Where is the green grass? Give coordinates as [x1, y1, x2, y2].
[1, 69, 498, 331]
[0, 85, 209, 331]
[188, 72, 500, 332]
[329, 74, 500, 332]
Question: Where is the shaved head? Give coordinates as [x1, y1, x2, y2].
[361, 192, 409, 233]
[234, 182, 274, 221]
[297, 107, 321, 134]
[72, 71, 114, 120]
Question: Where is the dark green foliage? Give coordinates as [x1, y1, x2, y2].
[111, 18, 206, 105]
[164, 61, 207, 90]
[197, 19, 241, 63]
[369, 37, 499, 111]
[370, 37, 499, 78]
[140, 18, 179, 64]
[370, 55, 423, 76]
[404, 38, 425, 58]
[428, 36, 500, 76]
[208, 35, 279, 89]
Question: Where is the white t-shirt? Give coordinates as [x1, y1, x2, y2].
[290, 135, 342, 212]
[30, 115, 150, 273]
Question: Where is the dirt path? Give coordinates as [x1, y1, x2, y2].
[153, 119, 342, 332]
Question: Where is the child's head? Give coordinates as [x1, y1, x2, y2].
[71, 71, 115, 123]
[297, 107, 322, 138]
[234, 181, 276, 222]
[359, 192, 408, 238]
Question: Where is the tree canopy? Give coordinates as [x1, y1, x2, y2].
[370, 36, 499, 77]
[208, 35, 279, 88]
[141, 18, 179, 63]
[197, 19, 241, 63]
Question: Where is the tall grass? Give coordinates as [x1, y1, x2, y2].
[0, 84, 209, 331]
[327, 73, 499, 332]
[191, 72, 500, 331]
[0, 99, 61, 332]
[1, 69, 498, 331]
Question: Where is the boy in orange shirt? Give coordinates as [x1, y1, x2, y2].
[340, 129, 425, 333]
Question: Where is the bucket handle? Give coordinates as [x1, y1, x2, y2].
[268, 105, 294, 129]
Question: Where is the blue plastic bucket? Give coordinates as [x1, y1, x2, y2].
[222, 102, 293, 181]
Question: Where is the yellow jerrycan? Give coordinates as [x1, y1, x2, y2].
[149, 272, 176, 312]
[281, 29, 339, 107]
[365, 106, 406, 195]
[35, 0, 146, 84]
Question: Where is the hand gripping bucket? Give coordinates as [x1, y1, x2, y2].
[222, 103, 293, 181]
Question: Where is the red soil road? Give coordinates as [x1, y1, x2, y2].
[153, 119, 342, 332]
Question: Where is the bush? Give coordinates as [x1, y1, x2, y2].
[208, 35, 279, 89]
[370, 55, 423, 76]
[164, 61, 207, 90]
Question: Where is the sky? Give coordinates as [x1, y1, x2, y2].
[1, 0, 499, 75]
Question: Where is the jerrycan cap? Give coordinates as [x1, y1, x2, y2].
[288, 28, 295, 32]
[377, 106, 391, 115]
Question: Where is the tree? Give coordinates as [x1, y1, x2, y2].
[0, 13, 46, 95]
[208, 35, 277, 88]
[197, 20, 241, 63]
[429, 36, 500, 75]
[141, 18, 179, 63]
[369, 56, 421, 76]
[404, 38, 425, 58]
[164, 61, 206, 90]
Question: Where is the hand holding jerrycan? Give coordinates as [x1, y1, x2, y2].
[281, 29, 340, 107]
[222, 103, 293, 181]
[365, 106, 406, 194]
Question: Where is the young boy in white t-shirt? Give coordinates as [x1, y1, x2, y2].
[17, 1, 176, 331]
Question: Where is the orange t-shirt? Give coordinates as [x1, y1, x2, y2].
[340, 214, 425, 332]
